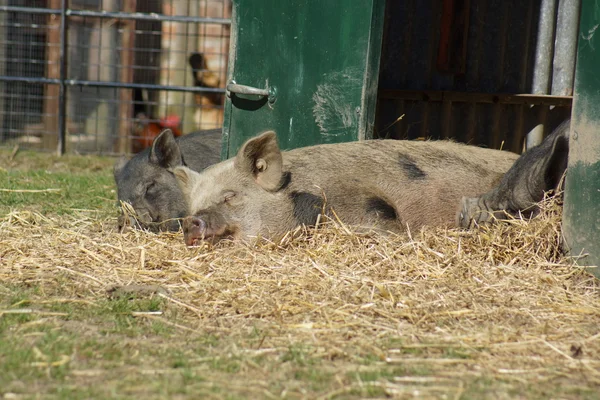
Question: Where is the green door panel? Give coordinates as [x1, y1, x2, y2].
[563, 0, 600, 277]
[222, 0, 386, 157]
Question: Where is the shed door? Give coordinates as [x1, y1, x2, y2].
[222, 0, 386, 157]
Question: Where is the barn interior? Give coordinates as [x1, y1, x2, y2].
[374, 0, 574, 154]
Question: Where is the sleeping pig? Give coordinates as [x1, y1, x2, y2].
[114, 128, 221, 231]
[172, 131, 519, 245]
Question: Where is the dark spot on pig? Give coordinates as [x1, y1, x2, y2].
[277, 171, 292, 191]
[367, 197, 398, 220]
[290, 191, 324, 226]
[398, 155, 427, 180]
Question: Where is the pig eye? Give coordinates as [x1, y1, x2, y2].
[145, 182, 157, 196]
[223, 192, 236, 203]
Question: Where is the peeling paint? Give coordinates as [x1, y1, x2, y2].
[288, 117, 294, 142]
[581, 23, 599, 50]
[293, 67, 304, 92]
[312, 70, 361, 137]
[570, 99, 600, 165]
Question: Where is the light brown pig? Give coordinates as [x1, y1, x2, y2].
[173, 131, 519, 245]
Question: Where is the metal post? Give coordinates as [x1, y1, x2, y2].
[551, 0, 581, 96]
[532, 0, 557, 95]
[563, 0, 600, 277]
[526, 0, 558, 150]
[57, 0, 67, 155]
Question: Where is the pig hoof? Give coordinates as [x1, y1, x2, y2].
[458, 197, 491, 229]
[458, 196, 512, 229]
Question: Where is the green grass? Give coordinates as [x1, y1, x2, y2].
[0, 171, 115, 214]
[0, 149, 117, 216]
[0, 315, 74, 389]
[0, 284, 223, 398]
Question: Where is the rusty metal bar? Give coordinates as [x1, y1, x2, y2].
[0, 76, 225, 94]
[0, 5, 231, 24]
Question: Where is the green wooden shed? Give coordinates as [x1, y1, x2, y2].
[222, 0, 599, 276]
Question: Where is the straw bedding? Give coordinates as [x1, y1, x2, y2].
[1, 195, 599, 397]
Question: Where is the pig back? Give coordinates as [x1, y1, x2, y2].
[178, 128, 222, 171]
[282, 139, 519, 231]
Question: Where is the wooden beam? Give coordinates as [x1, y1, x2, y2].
[42, 0, 61, 150]
[379, 90, 573, 107]
[436, 0, 470, 74]
[117, 0, 136, 154]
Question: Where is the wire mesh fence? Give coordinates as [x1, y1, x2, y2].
[0, 0, 231, 155]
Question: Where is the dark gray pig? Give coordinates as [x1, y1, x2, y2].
[114, 128, 221, 231]
[173, 131, 519, 245]
[457, 119, 570, 228]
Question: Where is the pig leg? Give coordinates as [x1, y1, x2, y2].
[457, 119, 570, 228]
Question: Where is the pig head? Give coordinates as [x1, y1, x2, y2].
[173, 131, 296, 244]
[174, 131, 520, 245]
[114, 128, 221, 231]
[457, 119, 570, 228]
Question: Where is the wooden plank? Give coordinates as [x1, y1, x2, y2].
[437, 0, 454, 72]
[117, 0, 136, 154]
[224, 0, 387, 154]
[379, 90, 573, 106]
[436, 0, 470, 74]
[159, 0, 199, 134]
[514, 104, 525, 152]
[563, 0, 600, 277]
[396, 99, 406, 139]
[42, 0, 61, 150]
[440, 100, 452, 139]
[466, 102, 477, 144]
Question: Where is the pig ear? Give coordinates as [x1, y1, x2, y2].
[149, 129, 183, 168]
[234, 131, 283, 191]
[113, 156, 128, 179]
[172, 166, 193, 192]
[543, 133, 570, 191]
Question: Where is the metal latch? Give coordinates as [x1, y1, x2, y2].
[226, 81, 277, 104]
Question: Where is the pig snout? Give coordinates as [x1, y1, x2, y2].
[183, 216, 207, 246]
[183, 212, 236, 245]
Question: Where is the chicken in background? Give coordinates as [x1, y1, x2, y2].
[188, 52, 223, 106]
[130, 52, 223, 153]
[132, 113, 182, 154]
